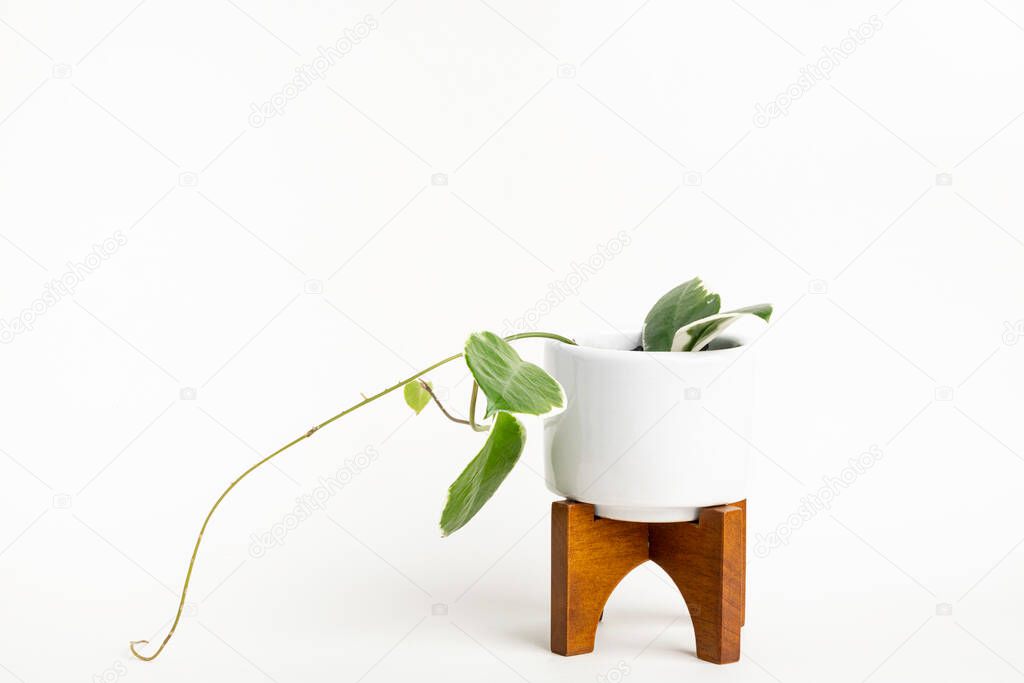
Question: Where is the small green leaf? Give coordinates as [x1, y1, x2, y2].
[403, 380, 431, 415]
[642, 277, 721, 351]
[440, 412, 526, 536]
[670, 304, 773, 352]
[464, 331, 563, 419]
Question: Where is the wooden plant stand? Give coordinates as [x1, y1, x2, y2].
[551, 499, 746, 664]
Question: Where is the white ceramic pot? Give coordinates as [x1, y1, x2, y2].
[542, 330, 755, 522]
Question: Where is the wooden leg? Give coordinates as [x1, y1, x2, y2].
[649, 504, 744, 664]
[551, 500, 648, 655]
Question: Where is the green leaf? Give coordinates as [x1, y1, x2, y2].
[670, 304, 773, 352]
[642, 277, 721, 351]
[440, 412, 526, 536]
[403, 380, 431, 415]
[464, 331, 564, 419]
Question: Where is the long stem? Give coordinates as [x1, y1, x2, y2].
[128, 353, 460, 661]
[129, 332, 573, 661]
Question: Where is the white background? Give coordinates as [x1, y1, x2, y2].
[2, 1, 1023, 681]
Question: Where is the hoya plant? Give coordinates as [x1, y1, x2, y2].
[129, 277, 769, 661]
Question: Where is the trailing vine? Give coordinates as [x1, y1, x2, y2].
[129, 331, 574, 661]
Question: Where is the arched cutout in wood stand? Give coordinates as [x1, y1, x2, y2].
[551, 499, 745, 664]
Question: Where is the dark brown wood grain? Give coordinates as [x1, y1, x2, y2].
[551, 500, 649, 655]
[649, 504, 744, 663]
[551, 499, 746, 664]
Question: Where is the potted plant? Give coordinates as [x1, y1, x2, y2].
[543, 277, 772, 522]
[128, 277, 770, 661]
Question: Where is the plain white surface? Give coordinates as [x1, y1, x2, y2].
[543, 331, 755, 521]
[1, 1, 1023, 682]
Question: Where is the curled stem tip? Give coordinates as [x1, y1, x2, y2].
[129, 639, 156, 661]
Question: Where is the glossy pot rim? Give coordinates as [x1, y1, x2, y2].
[544, 328, 753, 363]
